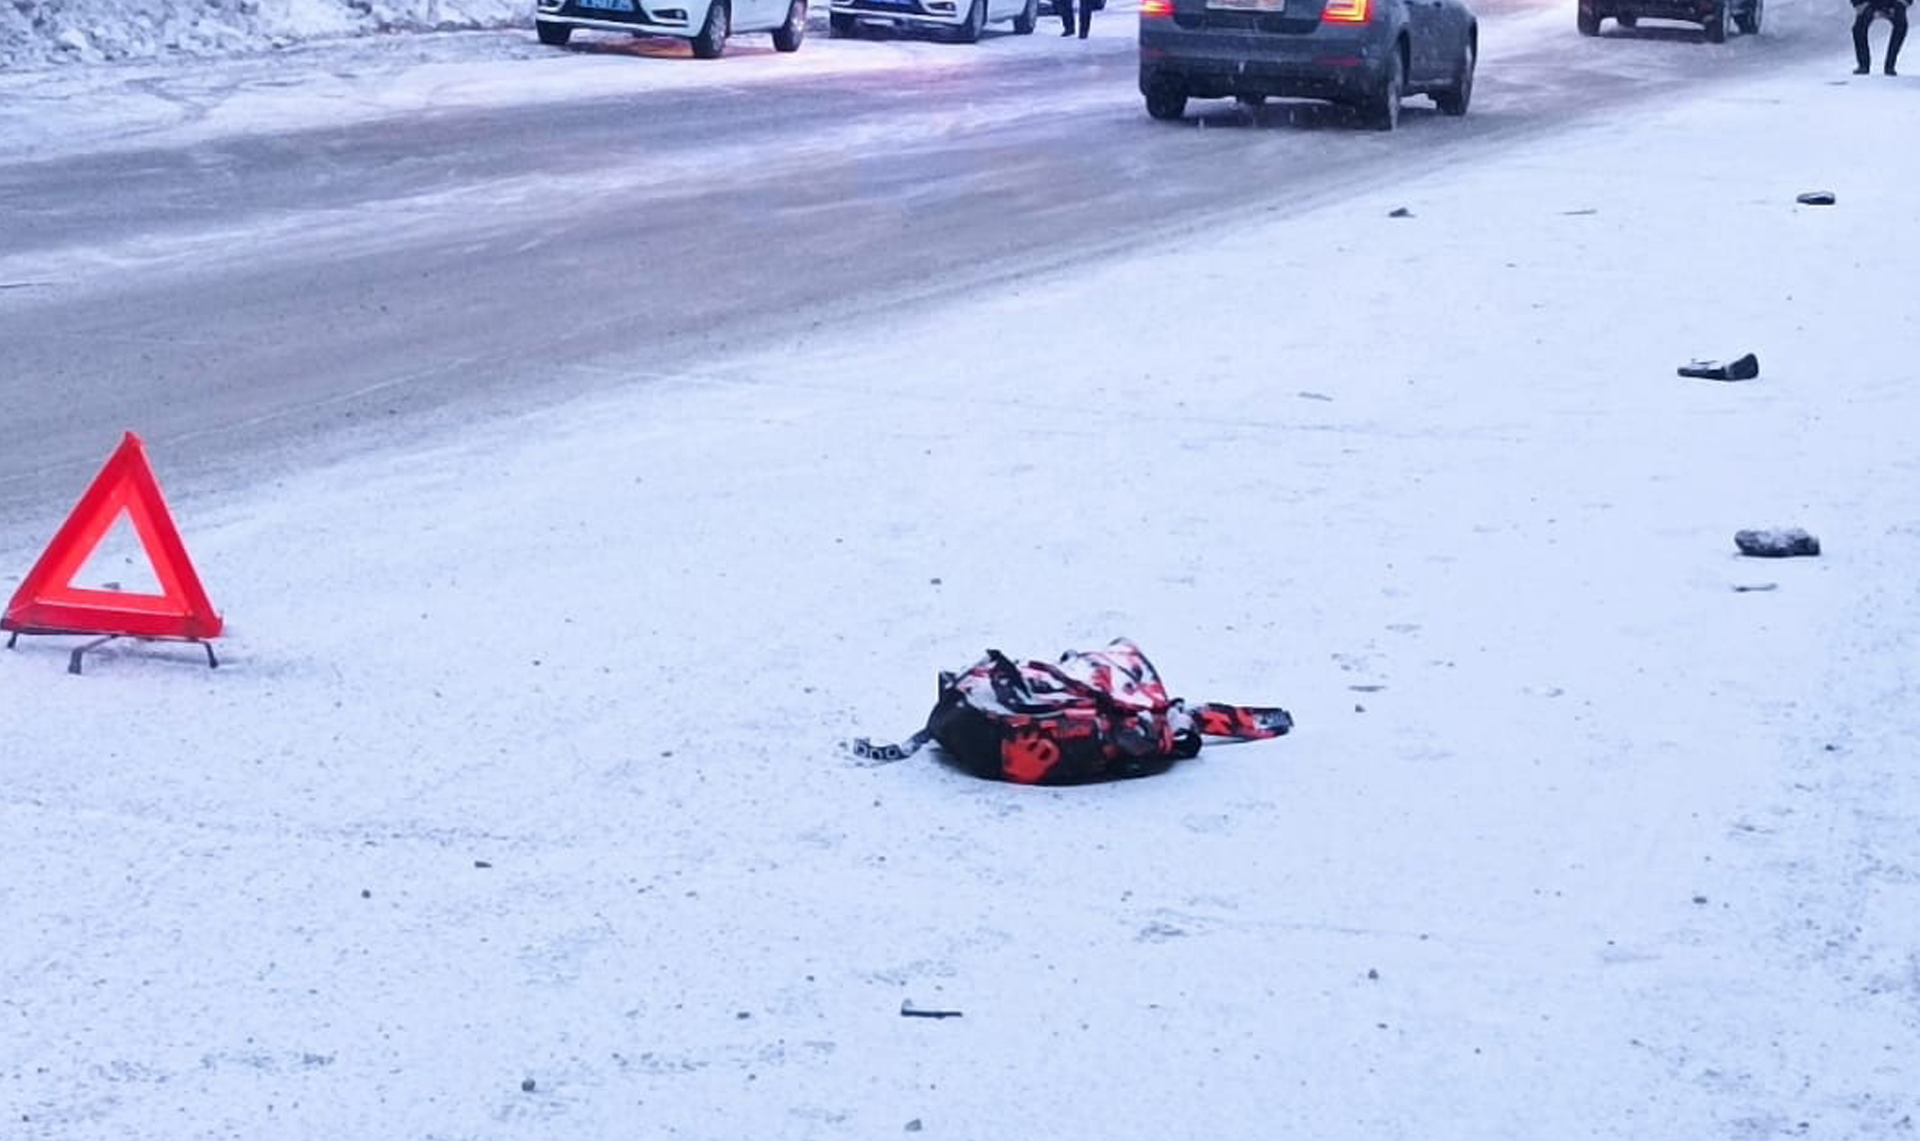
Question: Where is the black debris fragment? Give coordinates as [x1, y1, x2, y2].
[1388, 206, 1413, 218]
[900, 1000, 963, 1020]
[1678, 353, 1759, 381]
[1735, 528, 1820, 558]
[1795, 191, 1836, 206]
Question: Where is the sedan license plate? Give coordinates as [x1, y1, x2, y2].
[1206, 0, 1284, 9]
[578, 0, 635, 10]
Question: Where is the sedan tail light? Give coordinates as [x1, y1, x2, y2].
[1321, 0, 1370, 21]
[1141, 0, 1174, 15]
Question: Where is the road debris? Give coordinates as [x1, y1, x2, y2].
[1734, 528, 1820, 558]
[1678, 352, 1759, 381]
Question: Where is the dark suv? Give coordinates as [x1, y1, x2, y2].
[1138, 0, 1477, 131]
[1576, 0, 1762, 41]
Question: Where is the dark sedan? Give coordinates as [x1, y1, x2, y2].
[1138, 0, 1477, 130]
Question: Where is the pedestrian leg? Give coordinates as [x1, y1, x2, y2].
[1078, 0, 1092, 35]
[1854, 6, 1875, 71]
[1887, 5, 1907, 72]
[1059, 0, 1075, 33]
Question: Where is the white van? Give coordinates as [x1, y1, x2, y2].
[534, 0, 809, 57]
[828, 0, 1039, 41]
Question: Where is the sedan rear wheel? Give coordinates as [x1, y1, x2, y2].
[1014, 0, 1038, 33]
[691, 0, 730, 56]
[536, 19, 572, 44]
[1365, 45, 1403, 131]
[1734, 0, 1762, 33]
[1576, 6, 1600, 34]
[1434, 38, 1473, 116]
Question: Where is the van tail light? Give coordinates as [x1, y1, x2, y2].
[1321, 0, 1370, 21]
[1141, 0, 1174, 16]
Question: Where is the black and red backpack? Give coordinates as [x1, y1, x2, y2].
[849, 638, 1292, 785]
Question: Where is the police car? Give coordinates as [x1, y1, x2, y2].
[828, 0, 1041, 41]
[534, 0, 810, 57]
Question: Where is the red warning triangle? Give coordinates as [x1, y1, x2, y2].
[3, 432, 223, 641]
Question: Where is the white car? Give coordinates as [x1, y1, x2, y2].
[533, 0, 809, 57]
[828, 0, 1040, 41]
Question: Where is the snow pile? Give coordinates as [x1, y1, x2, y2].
[0, 0, 526, 70]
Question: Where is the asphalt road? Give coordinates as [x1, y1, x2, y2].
[0, 2, 1838, 541]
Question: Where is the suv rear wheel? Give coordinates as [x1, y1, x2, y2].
[1734, 0, 1762, 33]
[1144, 80, 1188, 121]
[1013, 0, 1038, 33]
[1577, 5, 1600, 34]
[536, 19, 572, 44]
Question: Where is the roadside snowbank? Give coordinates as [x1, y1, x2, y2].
[1, 0, 524, 69]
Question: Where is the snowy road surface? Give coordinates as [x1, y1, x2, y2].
[3, 2, 1919, 1139]
[0, 0, 1837, 536]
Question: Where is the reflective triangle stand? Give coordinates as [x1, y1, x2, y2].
[6, 629, 220, 675]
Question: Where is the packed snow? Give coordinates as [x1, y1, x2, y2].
[0, 0, 1160, 163]
[1, 0, 525, 69]
[4, 4, 1920, 1141]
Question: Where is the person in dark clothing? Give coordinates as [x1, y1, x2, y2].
[1853, 0, 1910, 75]
[1054, 0, 1094, 36]
[1074, 0, 1095, 37]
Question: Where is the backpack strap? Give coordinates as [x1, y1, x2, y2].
[846, 662, 983, 765]
[1188, 702, 1294, 740]
[847, 727, 933, 765]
